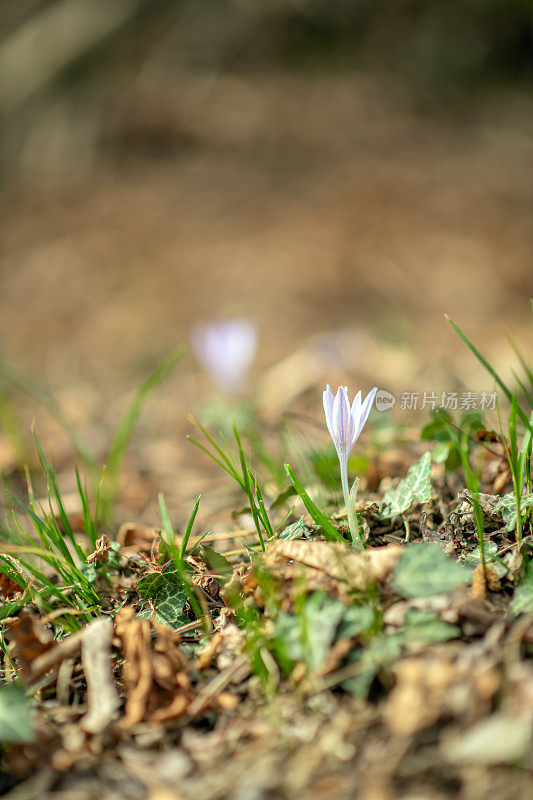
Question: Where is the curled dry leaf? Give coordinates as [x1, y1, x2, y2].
[115, 607, 193, 728]
[263, 540, 402, 590]
[86, 533, 111, 565]
[5, 610, 55, 681]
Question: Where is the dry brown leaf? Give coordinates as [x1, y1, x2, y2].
[5, 610, 55, 681]
[115, 607, 193, 728]
[263, 540, 402, 589]
[86, 533, 111, 564]
[0, 571, 20, 599]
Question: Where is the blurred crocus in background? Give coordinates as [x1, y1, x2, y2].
[191, 319, 257, 395]
[323, 384, 378, 546]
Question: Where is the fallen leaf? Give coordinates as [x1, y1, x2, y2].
[263, 540, 402, 590]
[115, 607, 193, 728]
[86, 533, 111, 565]
[5, 610, 55, 681]
[0, 571, 20, 599]
[80, 617, 120, 733]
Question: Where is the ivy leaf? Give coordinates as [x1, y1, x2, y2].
[299, 593, 350, 671]
[80, 562, 97, 583]
[380, 452, 432, 518]
[509, 576, 533, 616]
[342, 634, 403, 697]
[465, 542, 507, 578]
[494, 493, 533, 533]
[136, 561, 188, 629]
[0, 685, 34, 743]
[392, 542, 471, 598]
[278, 517, 313, 541]
[272, 594, 375, 675]
[400, 610, 461, 644]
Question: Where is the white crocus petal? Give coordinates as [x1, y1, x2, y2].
[350, 391, 362, 447]
[323, 385, 336, 440]
[332, 386, 351, 453]
[355, 386, 378, 439]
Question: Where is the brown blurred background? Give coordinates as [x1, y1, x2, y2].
[0, 0, 532, 516]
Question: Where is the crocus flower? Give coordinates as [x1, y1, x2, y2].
[191, 319, 257, 394]
[323, 384, 378, 511]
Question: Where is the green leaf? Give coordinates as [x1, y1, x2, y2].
[509, 577, 533, 616]
[0, 685, 34, 743]
[464, 542, 508, 577]
[80, 562, 98, 583]
[337, 605, 375, 638]
[392, 542, 471, 598]
[342, 634, 403, 697]
[495, 493, 533, 533]
[273, 593, 347, 672]
[400, 610, 460, 644]
[136, 561, 188, 629]
[271, 594, 375, 675]
[421, 409, 454, 441]
[299, 593, 349, 671]
[198, 545, 233, 584]
[278, 517, 312, 540]
[380, 452, 432, 517]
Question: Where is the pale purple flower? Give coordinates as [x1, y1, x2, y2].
[323, 384, 378, 510]
[191, 319, 257, 394]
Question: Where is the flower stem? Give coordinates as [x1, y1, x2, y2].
[347, 477, 364, 550]
[339, 456, 350, 513]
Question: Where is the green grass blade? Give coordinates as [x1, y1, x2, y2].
[284, 464, 343, 542]
[179, 495, 201, 559]
[101, 346, 184, 520]
[507, 333, 533, 398]
[75, 467, 98, 550]
[32, 430, 86, 562]
[250, 472, 274, 539]
[446, 316, 532, 431]
[187, 435, 244, 486]
[158, 492, 176, 549]
[188, 417, 242, 486]
[233, 424, 265, 552]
